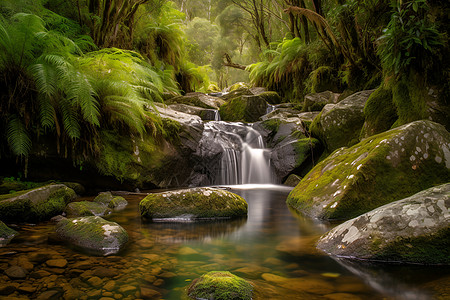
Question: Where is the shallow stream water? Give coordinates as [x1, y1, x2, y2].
[0, 184, 448, 299]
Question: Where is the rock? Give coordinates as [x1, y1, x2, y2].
[255, 91, 282, 105]
[46, 258, 68, 268]
[61, 182, 85, 195]
[36, 290, 61, 300]
[261, 273, 334, 295]
[92, 267, 118, 278]
[55, 216, 129, 256]
[270, 137, 321, 180]
[260, 107, 302, 122]
[310, 90, 375, 152]
[65, 201, 112, 217]
[94, 192, 128, 210]
[0, 283, 17, 295]
[0, 184, 76, 222]
[5, 266, 27, 279]
[0, 220, 18, 247]
[140, 287, 162, 299]
[187, 271, 253, 300]
[287, 120, 450, 220]
[140, 187, 247, 221]
[87, 276, 103, 287]
[219, 95, 268, 122]
[303, 91, 340, 112]
[166, 92, 225, 109]
[283, 174, 302, 187]
[317, 184, 450, 264]
[168, 104, 220, 121]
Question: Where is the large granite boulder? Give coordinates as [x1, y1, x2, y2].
[219, 95, 268, 122]
[310, 90, 375, 152]
[187, 271, 253, 300]
[139, 187, 248, 221]
[287, 120, 450, 220]
[166, 92, 225, 109]
[0, 184, 76, 222]
[302, 91, 339, 112]
[0, 221, 17, 247]
[65, 201, 112, 217]
[317, 184, 450, 264]
[55, 216, 128, 256]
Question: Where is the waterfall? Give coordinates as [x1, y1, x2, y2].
[214, 110, 221, 121]
[197, 121, 274, 185]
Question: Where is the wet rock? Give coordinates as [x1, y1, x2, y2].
[87, 276, 103, 287]
[287, 120, 450, 220]
[140, 187, 247, 221]
[303, 91, 340, 112]
[5, 266, 27, 279]
[219, 94, 268, 122]
[166, 92, 225, 109]
[310, 90, 375, 152]
[0, 184, 76, 222]
[283, 174, 302, 187]
[17, 285, 36, 294]
[94, 192, 128, 210]
[30, 270, 51, 279]
[187, 271, 253, 300]
[65, 201, 112, 217]
[261, 273, 335, 295]
[55, 216, 129, 256]
[36, 290, 62, 300]
[0, 283, 17, 295]
[0, 220, 18, 247]
[92, 267, 118, 278]
[46, 259, 68, 268]
[61, 182, 85, 195]
[317, 184, 450, 264]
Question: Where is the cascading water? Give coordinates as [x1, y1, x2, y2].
[196, 121, 274, 185]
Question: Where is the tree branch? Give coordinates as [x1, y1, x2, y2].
[222, 53, 248, 70]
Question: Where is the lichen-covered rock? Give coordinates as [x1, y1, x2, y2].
[287, 120, 450, 220]
[317, 184, 450, 264]
[219, 95, 268, 122]
[187, 271, 253, 300]
[94, 192, 127, 210]
[310, 90, 375, 152]
[0, 184, 76, 222]
[303, 91, 339, 112]
[166, 92, 225, 109]
[139, 188, 248, 221]
[65, 201, 112, 217]
[55, 216, 128, 256]
[0, 221, 17, 247]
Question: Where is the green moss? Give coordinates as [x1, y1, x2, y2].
[361, 85, 397, 138]
[309, 110, 324, 145]
[139, 188, 248, 220]
[293, 138, 320, 165]
[306, 66, 340, 94]
[219, 97, 246, 122]
[187, 271, 253, 300]
[65, 201, 111, 217]
[261, 119, 281, 133]
[373, 227, 450, 264]
[257, 91, 281, 105]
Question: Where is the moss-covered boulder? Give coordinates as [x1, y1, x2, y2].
[317, 184, 450, 264]
[94, 192, 128, 210]
[139, 188, 248, 221]
[0, 221, 17, 247]
[219, 95, 268, 122]
[0, 184, 76, 222]
[360, 85, 397, 139]
[65, 201, 112, 217]
[166, 92, 225, 109]
[168, 104, 220, 121]
[283, 174, 302, 187]
[256, 91, 282, 105]
[310, 90, 375, 152]
[287, 120, 450, 220]
[187, 271, 253, 300]
[61, 182, 85, 195]
[302, 91, 339, 112]
[55, 216, 128, 256]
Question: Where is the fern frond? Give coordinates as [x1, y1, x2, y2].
[59, 98, 80, 140]
[7, 115, 32, 156]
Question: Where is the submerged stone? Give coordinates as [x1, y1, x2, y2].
[0, 221, 17, 247]
[0, 184, 76, 222]
[65, 201, 112, 217]
[187, 271, 253, 300]
[139, 187, 247, 221]
[317, 184, 450, 264]
[55, 216, 128, 256]
[287, 120, 450, 220]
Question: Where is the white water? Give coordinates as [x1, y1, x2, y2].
[201, 121, 274, 185]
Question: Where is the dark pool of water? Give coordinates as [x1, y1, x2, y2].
[0, 184, 448, 299]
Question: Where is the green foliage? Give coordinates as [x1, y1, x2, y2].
[378, 0, 444, 76]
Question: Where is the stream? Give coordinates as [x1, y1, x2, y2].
[0, 185, 448, 299]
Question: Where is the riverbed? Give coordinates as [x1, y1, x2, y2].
[0, 185, 448, 299]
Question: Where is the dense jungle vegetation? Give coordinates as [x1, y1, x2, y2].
[0, 0, 448, 184]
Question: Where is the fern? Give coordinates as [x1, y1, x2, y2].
[7, 116, 32, 156]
